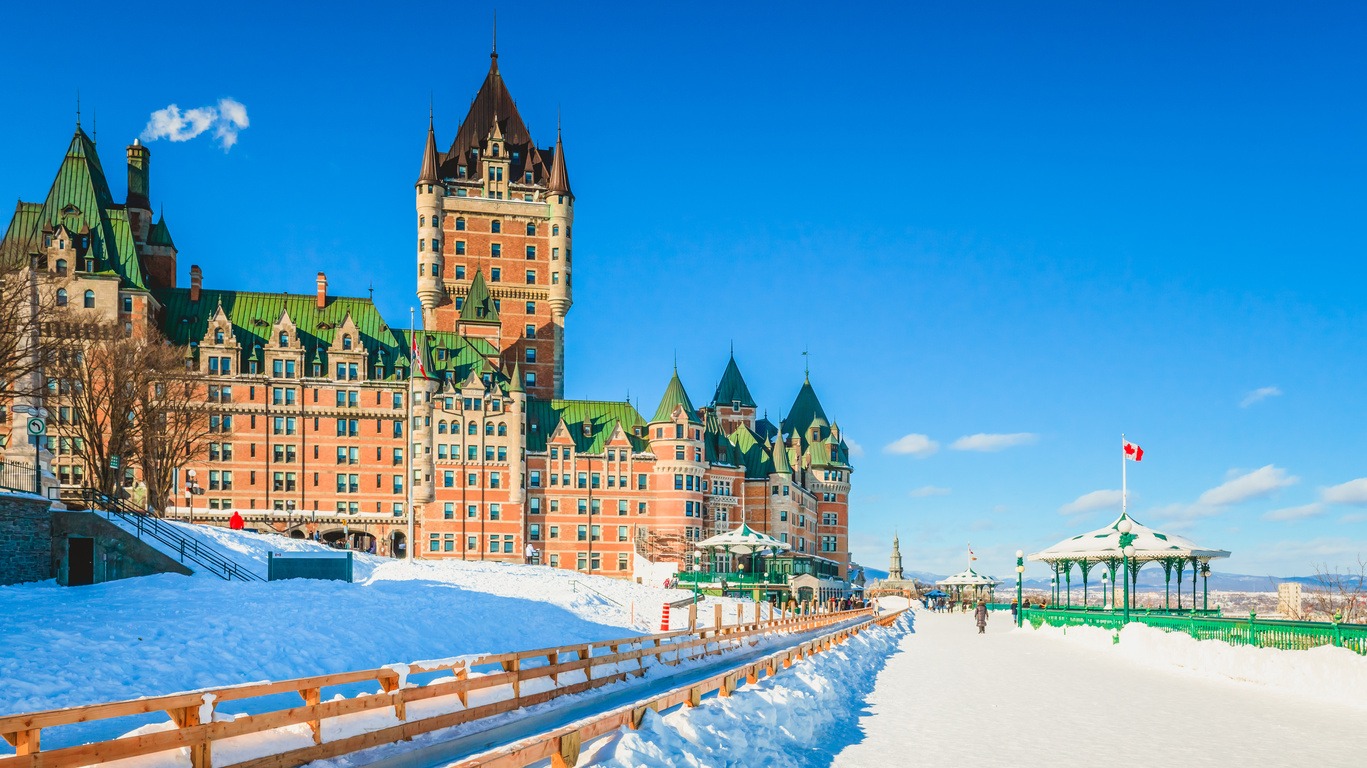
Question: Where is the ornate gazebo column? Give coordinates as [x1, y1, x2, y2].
[1162, 558, 1174, 610]
[1063, 559, 1073, 607]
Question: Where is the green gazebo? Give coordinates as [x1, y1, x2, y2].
[1028, 513, 1230, 612]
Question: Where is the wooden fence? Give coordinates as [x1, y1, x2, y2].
[0, 608, 876, 768]
[456, 608, 908, 768]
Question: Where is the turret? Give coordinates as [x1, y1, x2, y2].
[416, 114, 444, 324]
[126, 140, 152, 241]
[546, 123, 574, 399]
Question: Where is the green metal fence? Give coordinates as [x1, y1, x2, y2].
[1023, 607, 1367, 655]
[675, 570, 789, 586]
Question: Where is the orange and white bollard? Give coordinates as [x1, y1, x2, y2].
[659, 603, 671, 632]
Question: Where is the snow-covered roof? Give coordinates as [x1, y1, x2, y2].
[936, 567, 999, 587]
[696, 522, 791, 554]
[1029, 513, 1230, 563]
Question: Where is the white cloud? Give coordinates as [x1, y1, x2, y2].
[142, 98, 250, 151]
[1197, 465, 1298, 506]
[1322, 478, 1367, 506]
[844, 438, 865, 458]
[908, 485, 951, 498]
[1240, 386, 1282, 408]
[884, 433, 939, 457]
[1059, 489, 1122, 516]
[950, 432, 1038, 452]
[1263, 503, 1325, 522]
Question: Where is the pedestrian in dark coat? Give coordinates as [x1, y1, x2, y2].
[974, 601, 989, 634]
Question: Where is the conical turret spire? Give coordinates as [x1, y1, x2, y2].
[418, 111, 440, 184]
[652, 368, 700, 424]
[770, 433, 792, 475]
[711, 352, 756, 408]
[460, 270, 500, 323]
[548, 118, 572, 196]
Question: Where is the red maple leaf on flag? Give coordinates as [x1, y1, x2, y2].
[1123, 440, 1144, 462]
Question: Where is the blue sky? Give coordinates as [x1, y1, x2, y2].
[3, 2, 1365, 578]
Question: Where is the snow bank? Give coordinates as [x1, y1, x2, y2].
[1024, 620, 1367, 711]
[578, 614, 911, 767]
[0, 556, 777, 752]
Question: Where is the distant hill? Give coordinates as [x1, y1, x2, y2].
[859, 565, 1333, 593]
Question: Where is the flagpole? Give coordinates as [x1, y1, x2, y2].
[1121, 432, 1127, 521]
[406, 307, 415, 562]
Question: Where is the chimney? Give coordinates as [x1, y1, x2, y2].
[316, 271, 328, 310]
[126, 139, 151, 211]
[190, 265, 202, 302]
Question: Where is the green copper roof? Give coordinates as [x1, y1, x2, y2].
[782, 377, 829, 447]
[527, 399, 647, 453]
[397, 330, 499, 385]
[158, 287, 406, 374]
[770, 435, 793, 475]
[148, 215, 175, 248]
[0, 128, 147, 290]
[711, 354, 756, 408]
[727, 425, 774, 479]
[652, 369, 701, 424]
[460, 270, 500, 323]
[703, 409, 741, 466]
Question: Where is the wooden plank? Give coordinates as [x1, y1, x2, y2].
[550, 730, 581, 768]
[299, 688, 321, 745]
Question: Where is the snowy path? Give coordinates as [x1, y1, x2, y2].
[834, 610, 1367, 768]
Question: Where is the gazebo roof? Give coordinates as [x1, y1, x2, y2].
[696, 522, 791, 554]
[1029, 513, 1231, 563]
[936, 567, 1000, 587]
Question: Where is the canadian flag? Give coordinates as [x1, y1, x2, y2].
[1123, 440, 1144, 462]
[968, 545, 977, 562]
[411, 333, 427, 379]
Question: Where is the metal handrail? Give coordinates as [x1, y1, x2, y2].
[0, 460, 40, 494]
[1023, 606, 1367, 655]
[81, 489, 264, 582]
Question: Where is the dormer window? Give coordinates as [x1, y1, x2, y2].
[84, 258, 95, 272]
[524, 172, 532, 183]
[214, 329, 224, 344]
[732, 400, 741, 412]
[491, 143, 499, 156]
[55, 259, 67, 276]
[458, 166, 467, 178]
[279, 332, 289, 347]
[342, 335, 352, 350]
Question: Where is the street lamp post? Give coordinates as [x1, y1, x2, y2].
[1015, 549, 1025, 627]
[1118, 518, 1137, 624]
[1050, 577, 1057, 607]
[1102, 572, 1111, 610]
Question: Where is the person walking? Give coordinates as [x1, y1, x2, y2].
[974, 601, 989, 634]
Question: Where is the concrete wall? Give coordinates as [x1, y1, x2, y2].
[50, 511, 193, 585]
[0, 491, 54, 585]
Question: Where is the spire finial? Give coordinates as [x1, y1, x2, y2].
[802, 347, 810, 380]
[76, 89, 81, 128]
[673, 349, 677, 373]
[491, 9, 498, 63]
[92, 108, 97, 143]
[429, 92, 434, 124]
[729, 339, 734, 358]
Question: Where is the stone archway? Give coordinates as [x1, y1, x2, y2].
[389, 531, 407, 559]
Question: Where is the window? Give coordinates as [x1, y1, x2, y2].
[530, 524, 541, 541]
[525, 270, 536, 285]
[56, 289, 67, 306]
[526, 371, 536, 387]
[455, 217, 466, 231]
[491, 243, 502, 258]
[491, 220, 502, 234]
[491, 268, 501, 282]
[83, 290, 95, 308]
[122, 296, 133, 313]
[526, 223, 535, 236]
[525, 245, 536, 260]
[525, 348, 537, 364]
[551, 272, 559, 284]
[674, 474, 684, 490]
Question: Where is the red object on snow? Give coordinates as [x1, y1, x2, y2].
[659, 603, 671, 632]
[229, 511, 245, 530]
[1123, 440, 1144, 462]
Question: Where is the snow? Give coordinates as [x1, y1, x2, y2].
[579, 604, 910, 768]
[0, 527, 778, 754]
[834, 608, 1367, 767]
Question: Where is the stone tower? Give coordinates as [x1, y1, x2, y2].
[416, 48, 574, 399]
[889, 533, 904, 582]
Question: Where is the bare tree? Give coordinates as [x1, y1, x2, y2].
[1309, 556, 1367, 623]
[132, 343, 211, 514]
[53, 324, 142, 497]
[0, 242, 66, 405]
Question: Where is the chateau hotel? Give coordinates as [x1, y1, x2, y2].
[1, 50, 855, 585]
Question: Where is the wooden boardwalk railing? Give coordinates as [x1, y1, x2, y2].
[0, 608, 873, 768]
[453, 608, 909, 768]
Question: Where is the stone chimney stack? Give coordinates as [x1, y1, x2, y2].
[316, 271, 328, 310]
[189, 265, 202, 302]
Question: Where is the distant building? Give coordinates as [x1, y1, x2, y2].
[1277, 582, 1303, 620]
[1, 49, 858, 587]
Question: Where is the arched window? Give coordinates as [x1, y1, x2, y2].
[279, 332, 289, 347]
[485, 422, 494, 436]
[491, 220, 501, 234]
[552, 225, 559, 236]
[83, 290, 95, 308]
[456, 217, 466, 231]
[525, 223, 535, 236]
[342, 335, 353, 350]
[492, 143, 499, 156]
[467, 421, 477, 435]
[497, 422, 507, 436]
[55, 259, 67, 276]
[56, 288, 68, 306]
[214, 329, 224, 344]
[438, 421, 447, 434]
